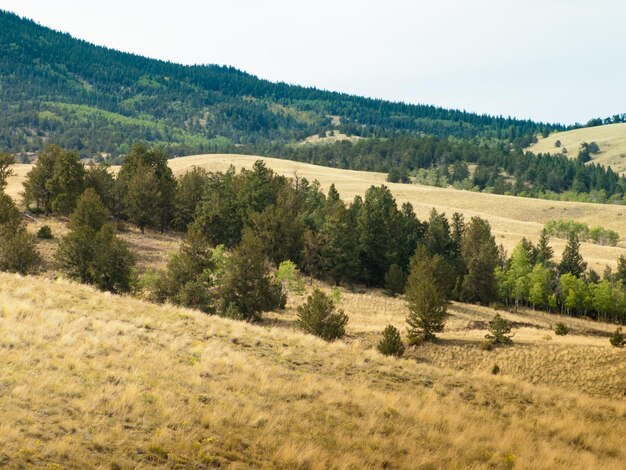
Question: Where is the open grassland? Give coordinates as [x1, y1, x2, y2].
[0, 272, 624, 469]
[7, 154, 626, 271]
[527, 123, 626, 175]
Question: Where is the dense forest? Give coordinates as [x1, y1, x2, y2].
[0, 10, 564, 157]
[2, 144, 626, 328]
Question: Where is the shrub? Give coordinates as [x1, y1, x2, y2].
[0, 228, 41, 274]
[492, 364, 500, 375]
[297, 288, 348, 341]
[485, 313, 514, 345]
[377, 325, 405, 357]
[609, 327, 625, 348]
[36, 225, 53, 239]
[554, 322, 569, 336]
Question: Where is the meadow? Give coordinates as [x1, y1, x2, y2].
[528, 122, 626, 175]
[0, 272, 624, 469]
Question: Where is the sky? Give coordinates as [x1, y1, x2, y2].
[1, 0, 625, 125]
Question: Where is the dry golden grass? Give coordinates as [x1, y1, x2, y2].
[527, 123, 626, 175]
[0, 272, 624, 469]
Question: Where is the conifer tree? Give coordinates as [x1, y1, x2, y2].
[460, 217, 499, 304]
[377, 325, 405, 357]
[559, 232, 587, 277]
[485, 313, 514, 345]
[297, 288, 348, 341]
[536, 228, 554, 266]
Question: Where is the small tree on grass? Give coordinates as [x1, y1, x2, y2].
[485, 313, 514, 345]
[609, 327, 624, 348]
[297, 288, 348, 341]
[405, 262, 449, 344]
[377, 325, 405, 357]
[554, 322, 569, 336]
[276, 260, 306, 295]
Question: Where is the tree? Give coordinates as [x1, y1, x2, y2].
[384, 264, 405, 296]
[405, 258, 449, 343]
[55, 190, 135, 293]
[377, 325, 405, 357]
[0, 153, 14, 190]
[505, 243, 532, 308]
[173, 166, 209, 231]
[297, 288, 349, 341]
[155, 229, 217, 313]
[615, 255, 626, 285]
[535, 228, 554, 266]
[276, 260, 306, 294]
[124, 164, 161, 233]
[319, 204, 359, 285]
[219, 232, 284, 322]
[485, 313, 514, 345]
[559, 232, 587, 277]
[117, 143, 177, 232]
[0, 228, 41, 274]
[84, 162, 116, 212]
[460, 217, 499, 304]
[609, 327, 625, 348]
[528, 264, 552, 309]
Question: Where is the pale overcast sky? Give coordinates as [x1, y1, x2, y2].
[1, 0, 624, 125]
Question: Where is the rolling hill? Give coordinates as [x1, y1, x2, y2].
[0, 271, 624, 468]
[527, 123, 626, 175]
[0, 9, 562, 157]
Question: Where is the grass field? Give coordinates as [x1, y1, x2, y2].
[0, 272, 624, 469]
[527, 123, 626, 175]
[7, 154, 626, 272]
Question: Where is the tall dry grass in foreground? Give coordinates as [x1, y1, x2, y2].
[0, 273, 624, 469]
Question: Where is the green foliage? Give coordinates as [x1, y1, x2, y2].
[377, 325, 405, 357]
[460, 217, 499, 304]
[554, 323, 569, 336]
[384, 264, 406, 296]
[405, 258, 449, 343]
[55, 190, 135, 293]
[386, 167, 411, 184]
[558, 233, 587, 277]
[276, 260, 306, 295]
[154, 230, 217, 313]
[219, 232, 284, 322]
[609, 327, 624, 348]
[0, 228, 41, 274]
[297, 288, 348, 341]
[36, 225, 53, 239]
[545, 219, 619, 247]
[0, 153, 14, 189]
[173, 167, 209, 231]
[485, 313, 514, 345]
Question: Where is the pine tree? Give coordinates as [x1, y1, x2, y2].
[536, 228, 554, 266]
[460, 217, 499, 304]
[384, 264, 405, 296]
[377, 325, 405, 357]
[559, 232, 587, 277]
[0, 153, 13, 190]
[297, 288, 348, 341]
[219, 232, 284, 321]
[405, 258, 449, 343]
[609, 327, 624, 347]
[173, 166, 209, 231]
[485, 313, 514, 345]
[124, 164, 161, 233]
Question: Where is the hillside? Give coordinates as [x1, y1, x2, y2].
[527, 123, 626, 174]
[0, 10, 561, 157]
[0, 272, 624, 468]
[7, 154, 626, 272]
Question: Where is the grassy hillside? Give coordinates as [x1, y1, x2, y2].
[0, 9, 561, 156]
[7, 155, 626, 272]
[0, 272, 624, 468]
[527, 123, 626, 174]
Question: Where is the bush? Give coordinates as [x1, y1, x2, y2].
[485, 313, 514, 345]
[297, 288, 348, 341]
[377, 325, 405, 357]
[0, 228, 41, 274]
[554, 322, 569, 336]
[491, 364, 500, 375]
[609, 327, 625, 348]
[36, 225, 53, 239]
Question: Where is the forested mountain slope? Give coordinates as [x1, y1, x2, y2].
[0, 10, 562, 156]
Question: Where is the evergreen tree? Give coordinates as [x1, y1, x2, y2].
[460, 217, 499, 304]
[485, 313, 514, 345]
[48, 149, 85, 214]
[0, 153, 13, 190]
[377, 325, 405, 357]
[173, 167, 209, 231]
[384, 263, 406, 296]
[405, 258, 449, 343]
[536, 228, 554, 266]
[0, 227, 41, 274]
[124, 164, 161, 233]
[84, 162, 116, 212]
[219, 232, 284, 321]
[297, 288, 348, 341]
[319, 205, 359, 285]
[559, 232, 587, 277]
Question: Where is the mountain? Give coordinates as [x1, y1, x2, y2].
[0, 10, 563, 157]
